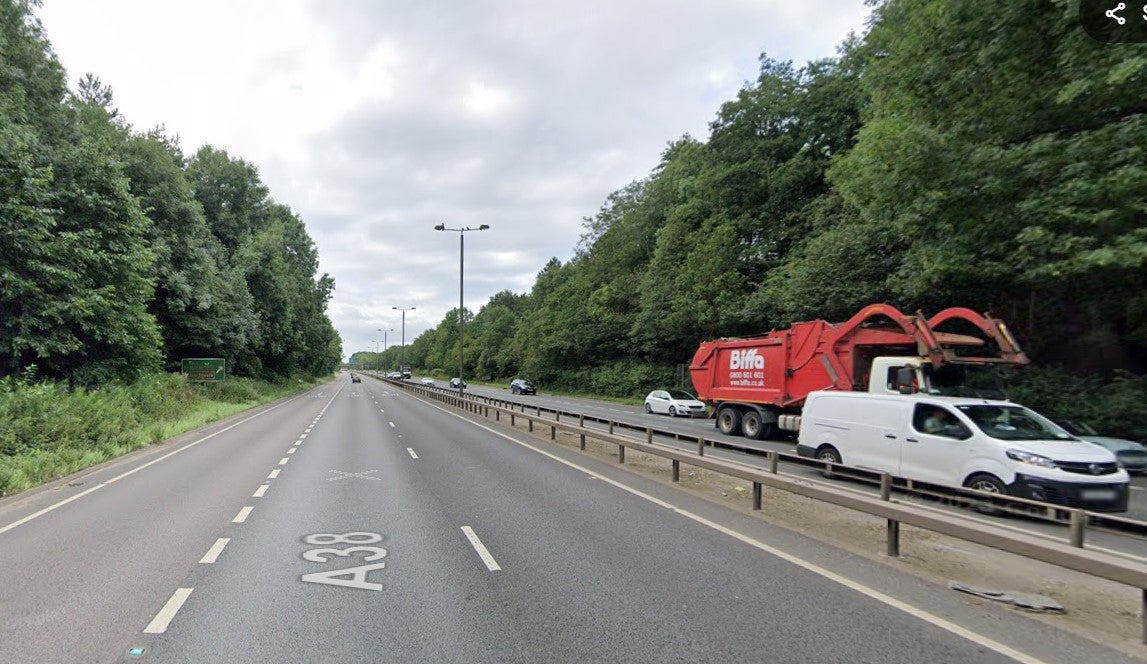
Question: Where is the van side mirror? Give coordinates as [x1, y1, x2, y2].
[943, 424, 972, 440]
[895, 367, 916, 394]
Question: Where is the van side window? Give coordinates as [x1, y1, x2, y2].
[913, 404, 963, 438]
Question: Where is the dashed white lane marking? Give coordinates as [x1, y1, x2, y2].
[232, 506, 254, 523]
[143, 588, 193, 634]
[267, 469, 281, 479]
[424, 399, 1045, 664]
[278, 457, 290, 466]
[389, 422, 396, 428]
[0, 383, 344, 537]
[300, 433, 308, 440]
[461, 526, 501, 571]
[200, 538, 230, 564]
[253, 484, 269, 498]
[407, 448, 419, 459]
[287, 448, 297, 455]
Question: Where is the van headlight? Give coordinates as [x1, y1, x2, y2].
[1006, 449, 1058, 468]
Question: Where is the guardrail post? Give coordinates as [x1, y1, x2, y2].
[496, 409, 500, 422]
[579, 415, 586, 450]
[609, 421, 615, 435]
[1141, 589, 1146, 645]
[618, 444, 625, 464]
[769, 450, 779, 474]
[1068, 509, 1086, 548]
[510, 413, 516, 426]
[881, 473, 900, 557]
[697, 438, 705, 457]
[551, 424, 556, 440]
[528, 419, 534, 433]
[646, 427, 652, 445]
[672, 459, 680, 482]
[752, 482, 762, 510]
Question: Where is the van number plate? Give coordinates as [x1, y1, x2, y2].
[1081, 489, 1117, 501]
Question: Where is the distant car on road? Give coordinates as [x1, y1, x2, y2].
[644, 390, 707, 417]
[449, 377, 467, 389]
[510, 378, 536, 395]
[350, 374, 361, 383]
[420, 377, 435, 386]
[1056, 419, 1147, 475]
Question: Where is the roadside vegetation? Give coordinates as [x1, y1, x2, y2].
[354, 0, 1147, 441]
[0, 369, 326, 497]
[1, 0, 341, 496]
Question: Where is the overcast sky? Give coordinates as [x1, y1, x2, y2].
[37, 0, 872, 361]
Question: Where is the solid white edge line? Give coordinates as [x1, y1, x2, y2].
[0, 384, 344, 538]
[143, 588, 193, 634]
[418, 395, 1046, 664]
[199, 538, 230, 564]
[461, 526, 501, 571]
[267, 469, 280, 479]
[252, 485, 269, 498]
[407, 448, 419, 459]
[232, 506, 254, 523]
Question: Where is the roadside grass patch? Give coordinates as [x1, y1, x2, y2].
[0, 373, 327, 497]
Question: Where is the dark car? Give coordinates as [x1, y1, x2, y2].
[351, 374, 361, 383]
[449, 377, 467, 389]
[510, 378, 536, 395]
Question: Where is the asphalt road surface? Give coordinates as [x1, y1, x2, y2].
[0, 377, 1140, 663]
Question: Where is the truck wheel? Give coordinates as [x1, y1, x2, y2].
[742, 411, 763, 439]
[816, 446, 841, 479]
[717, 408, 742, 436]
[964, 473, 1008, 515]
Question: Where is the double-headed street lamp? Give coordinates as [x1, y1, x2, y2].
[434, 223, 489, 396]
[378, 328, 394, 352]
[392, 306, 415, 376]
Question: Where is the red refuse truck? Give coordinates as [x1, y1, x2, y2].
[688, 304, 1029, 439]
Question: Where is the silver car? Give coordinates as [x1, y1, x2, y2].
[1057, 419, 1147, 475]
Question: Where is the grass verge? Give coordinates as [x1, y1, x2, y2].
[0, 373, 327, 497]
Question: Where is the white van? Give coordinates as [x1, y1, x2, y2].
[795, 392, 1131, 513]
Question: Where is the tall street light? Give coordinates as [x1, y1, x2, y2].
[392, 306, 416, 377]
[434, 223, 489, 396]
[378, 328, 394, 352]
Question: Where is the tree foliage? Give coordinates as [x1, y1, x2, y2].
[403, 0, 1147, 428]
[0, 0, 340, 384]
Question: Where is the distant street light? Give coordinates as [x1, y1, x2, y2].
[392, 307, 416, 376]
[378, 328, 394, 352]
[434, 223, 490, 396]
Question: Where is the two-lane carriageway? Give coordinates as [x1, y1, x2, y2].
[0, 378, 1138, 663]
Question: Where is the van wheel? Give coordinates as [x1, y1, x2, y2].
[964, 473, 1008, 515]
[816, 446, 841, 479]
[717, 408, 742, 436]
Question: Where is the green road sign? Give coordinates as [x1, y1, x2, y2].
[182, 358, 225, 382]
